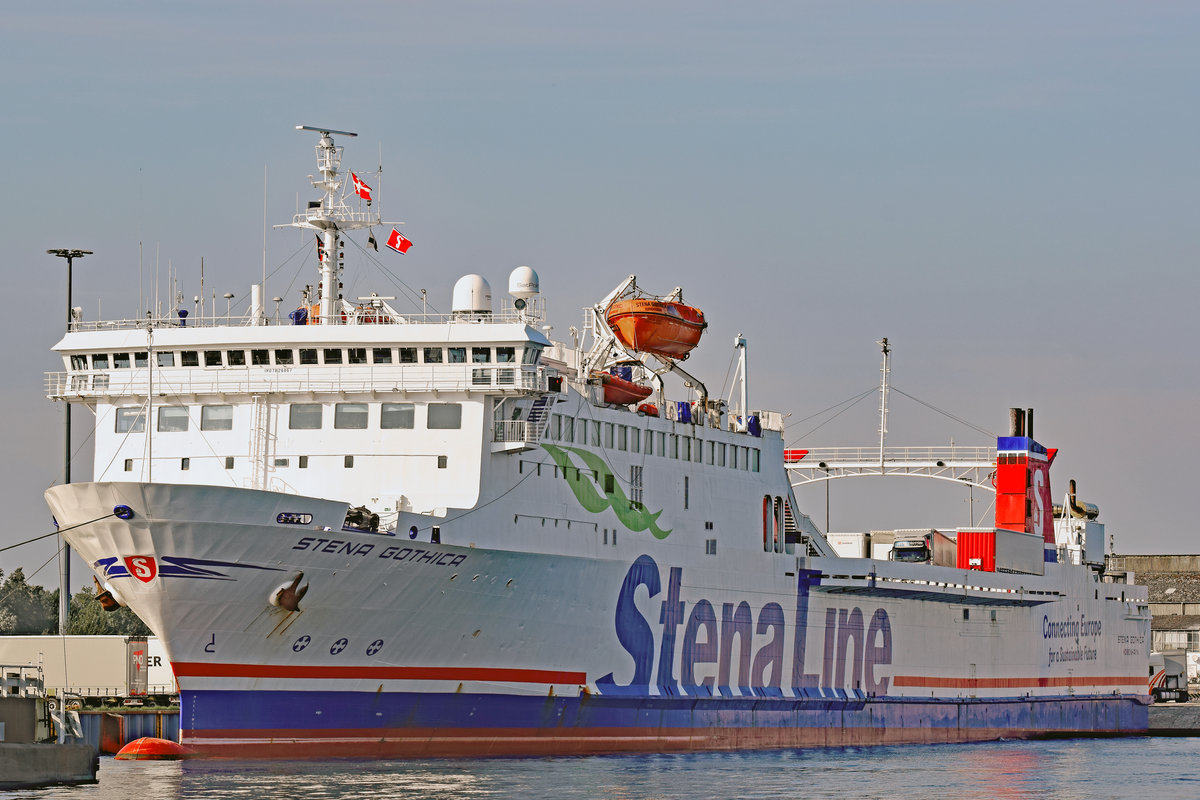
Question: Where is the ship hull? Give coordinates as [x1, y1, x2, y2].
[181, 690, 1145, 758]
[46, 481, 1149, 758]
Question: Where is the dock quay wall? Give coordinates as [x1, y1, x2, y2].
[0, 743, 97, 790]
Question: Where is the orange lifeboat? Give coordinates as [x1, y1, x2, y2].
[598, 372, 653, 406]
[606, 299, 706, 358]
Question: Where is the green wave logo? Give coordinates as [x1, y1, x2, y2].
[541, 444, 672, 539]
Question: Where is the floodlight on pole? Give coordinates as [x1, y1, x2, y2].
[46, 248, 92, 638]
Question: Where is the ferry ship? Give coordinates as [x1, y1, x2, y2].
[43, 127, 1150, 757]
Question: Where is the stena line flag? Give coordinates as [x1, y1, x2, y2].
[386, 228, 413, 254]
[351, 172, 372, 202]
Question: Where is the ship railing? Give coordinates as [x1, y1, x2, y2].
[63, 307, 542, 332]
[46, 364, 549, 399]
[787, 445, 998, 490]
[291, 208, 378, 227]
[493, 419, 541, 447]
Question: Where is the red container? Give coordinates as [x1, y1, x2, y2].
[957, 529, 997, 572]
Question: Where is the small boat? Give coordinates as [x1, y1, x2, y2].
[606, 298, 706, 358]
[598, 371, 653, 405]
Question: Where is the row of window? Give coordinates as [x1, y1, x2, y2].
[74, 345, 540, 370]
[122, 454, 451, 472]
[115, 402, 464, 433]
[544, 413, 761, 472]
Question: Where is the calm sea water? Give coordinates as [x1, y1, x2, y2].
[13, 737, 1200, 800]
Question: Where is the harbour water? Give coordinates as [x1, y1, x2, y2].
[15, 737, 1200, 800]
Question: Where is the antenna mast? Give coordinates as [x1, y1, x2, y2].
[282, 126, 392, 324]
[878, 337, 890, 467]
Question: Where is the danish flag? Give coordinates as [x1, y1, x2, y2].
[351, 172, 372, 202]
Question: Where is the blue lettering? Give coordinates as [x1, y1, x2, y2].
[790, 570, 822, 693]
[864, 608, 892, 694]
[751, 602, 784, 689]
[598, 554, 661, 692]
[657, 567, 685, 694]
[719, 601, 753, 694]
[681, 599, 717, 694]
[835, 607, 865, 690]
[293, 537, 314, 551]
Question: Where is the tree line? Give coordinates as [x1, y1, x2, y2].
[0, 568, 151, 636]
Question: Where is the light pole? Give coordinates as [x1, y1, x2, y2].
[47, 248, 91, 635]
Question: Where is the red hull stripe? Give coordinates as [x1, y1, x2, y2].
[172, 662, 586, 684]
[894, 674, 1146, 689]
[179, 723, 1138, 758]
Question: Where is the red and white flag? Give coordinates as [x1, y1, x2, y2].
[386, 228, 413, 254]
[351, 172, 372, 202]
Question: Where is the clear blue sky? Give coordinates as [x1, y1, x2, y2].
[4, 2, 1199, 590]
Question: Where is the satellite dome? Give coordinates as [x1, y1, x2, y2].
[452, 274, 492, 314]
[508, 266, 540, 300]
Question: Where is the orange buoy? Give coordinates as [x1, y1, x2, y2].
[115, 737, 194, 760]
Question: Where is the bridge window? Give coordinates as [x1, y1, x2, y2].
[250, 349, 269, 366]
[70, 355, 87, 370]
[200, 405, 233, 431]
[522, 345, 543, 365]
[751, 449, 760, 473]
[289, 403, 323, 430]
[630, 427, 640, 453]
[299, 349, 318, 365]
[472, 347, 491, 363]
[157, 352, 175, 367]
[275, 349, 294, 365]
[448, 348, 466, 363]
[718, 443, 726, 467]
[334, 403, 369, 429]
[181, 351, 199, 367]
[226, 350, 245, 366]
[423, 347, 443, 363]
[604, 423, 614, 448]
[376, 347, 397, 364]
[348, 348, 367, 364]
[428, 403, 463, 430]
[323, 349, 342, 365]
[562, 416, 574, 442]
[115, 407, 145, 433]
[617, 426, 627, 451]
[381, 403, 415, 429]
[157, 406, 189, 433]
[681, 437, 691, 461]
[496, 347, 516, 363]
[92, 354, 109, 369]
[113, 353, 131, 369]
[204, 351, 222, 367]
[135, 351, 149, 367]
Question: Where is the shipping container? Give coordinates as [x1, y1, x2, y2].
[0, 636, 156, 708]
[827, 532, 868, 559]
[957, 528, 1045, 575]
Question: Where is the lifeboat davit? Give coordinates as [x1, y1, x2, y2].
[598, 372, 653, 406]
[606, 299, 706, 358]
